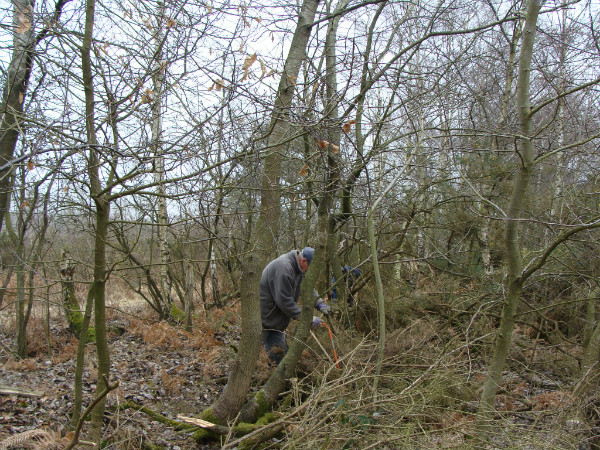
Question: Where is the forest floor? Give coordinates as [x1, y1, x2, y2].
[0, 303, 251, 450]
[0, 294, 598, 450]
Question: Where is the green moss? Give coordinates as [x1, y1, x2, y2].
[170, 303, 185, 323]
[200, 407, 223, 425]
[255, 412, 278, 426]
[252, 390, 270, 419]
[192, 429, 214, 443]
[66, 306, 95, 343]
[234, 422, 256, 433]
[280, 393, 292, 409]
[238, 441, 258, 450]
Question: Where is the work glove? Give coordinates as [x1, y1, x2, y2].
[312, 316, 323, 327]
[315, 299, 331, 316]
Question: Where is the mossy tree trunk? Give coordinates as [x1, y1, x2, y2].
[237, 1, 354, 419]
[240, 177, 331, 424]
[70, 286, 95, 429]
[184, 261, 194, 332]
[208, 0, 321, 424]
[88, 203, 111, 444]
[61, 253, 83, 336]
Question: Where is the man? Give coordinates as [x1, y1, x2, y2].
[260, 247, 330, 364]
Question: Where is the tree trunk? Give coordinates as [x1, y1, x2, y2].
[583, 290, 599, 350]
[184, 261, 194, 332]
[476, 0, 540, 436]
[70, 286, 95, 429]
[238, 2, 353, 417]
[240, 185, 330, 424]
[61, 253, 84, 336]
[0, 0, 35, 233]
[3, 196, 28, 357]
[479, 17, 522, 274]
[0, 0, 67, 233]
[88, 202, 111, 443]
[208, 0, 320, 423]
[577, 324, 600, 398]
[15, 250, 27, 357]
[81, 0, 111, 442]
[151, 0, 172, 319]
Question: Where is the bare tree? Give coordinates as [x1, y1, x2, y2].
[0, 0, 68, 233]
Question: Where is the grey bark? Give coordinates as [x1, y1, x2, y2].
[80, 0, 111, 441]
[209, 0, 321, 423]
[476, 0, 540, 435]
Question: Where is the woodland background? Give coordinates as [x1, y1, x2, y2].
[2, 0, 600, 448]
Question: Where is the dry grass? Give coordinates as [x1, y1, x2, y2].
[263, 314, 587, 450]
[1, 271, 595, 450]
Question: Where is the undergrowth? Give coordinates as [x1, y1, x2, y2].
[1, 275, 597, 450]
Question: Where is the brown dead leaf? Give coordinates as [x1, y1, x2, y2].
[342, 119, 356, 133]
[27, 159, 34, 171]
[316, 140, 329, 149]
[330, 143, 340, 153]
[18, 92, 24, 104]
[242, 53, 257, 71]
[299, 164, 308, 176]
[260, 59, 267, 78]
[531, 391, 570, 411]
[17, 13, 31, 33]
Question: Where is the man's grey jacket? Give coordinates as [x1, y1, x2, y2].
[260, 250, 304, 331]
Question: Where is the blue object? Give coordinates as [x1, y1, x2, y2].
[302, 247, 314, 263]
[332, 265, 361, 306]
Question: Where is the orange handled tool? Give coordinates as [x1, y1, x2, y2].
[321, 322, 340, 370]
